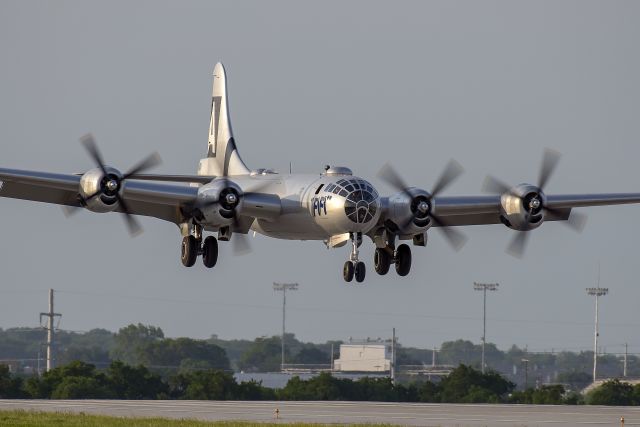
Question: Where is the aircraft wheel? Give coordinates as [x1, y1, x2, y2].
[202, 236, 218, 268]
[395, 244, 412, 276]
[343, 261, 354, 282]
[355, 261, 366, 283]
[374, 248, 391, 275]
[181, 236, 199, 267]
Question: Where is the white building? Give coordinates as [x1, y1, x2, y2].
[334, 342, 391, 372]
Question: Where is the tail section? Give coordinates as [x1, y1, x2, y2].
[198, 62, 250, 177]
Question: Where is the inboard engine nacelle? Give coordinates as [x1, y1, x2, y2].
[386, 187, 434, 234]
[195, 179, 243, 225]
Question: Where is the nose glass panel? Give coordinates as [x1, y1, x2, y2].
[328, 178, 379, 224]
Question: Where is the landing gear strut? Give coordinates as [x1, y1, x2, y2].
[343, 232, 366, 283]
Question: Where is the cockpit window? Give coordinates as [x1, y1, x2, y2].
[315, 184, 324, 195]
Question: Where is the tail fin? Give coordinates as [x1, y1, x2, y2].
[198, 62, 250, 177]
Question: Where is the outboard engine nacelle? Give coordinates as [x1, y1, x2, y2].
[79, 167, 124, 213]
[500, 183, 546, 231]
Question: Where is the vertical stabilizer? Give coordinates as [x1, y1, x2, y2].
[198, 63, 250, 177]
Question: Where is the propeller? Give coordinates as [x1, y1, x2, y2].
[483, 148, 587, 258]
[196, 177, 273, 256]
[64, 134, 161, 237]
[377, 159, 468, 251]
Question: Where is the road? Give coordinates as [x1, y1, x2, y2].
[1, 400, 638, 426]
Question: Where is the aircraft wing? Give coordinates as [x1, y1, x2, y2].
[0, 168, 199, 225]
[432, 193, 640, 227]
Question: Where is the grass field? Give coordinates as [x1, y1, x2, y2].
[0, 410, 391, 427]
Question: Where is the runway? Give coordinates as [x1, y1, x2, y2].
[1, 400, 639, 426]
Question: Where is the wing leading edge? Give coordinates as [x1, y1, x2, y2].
[0, 167, 199, 225]
[432, 193, 640, 227]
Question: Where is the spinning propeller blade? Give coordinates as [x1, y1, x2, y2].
[65, 134, 161, 237]
[377, 160, 467, 251]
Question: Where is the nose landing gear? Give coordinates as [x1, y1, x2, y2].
[343, 233, 366, 283]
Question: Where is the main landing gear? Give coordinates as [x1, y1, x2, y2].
[373, 244, 412, 277]
[342, 233, 414, 283]
[343, 233, 366, 283]
[180, 225, 219, 268]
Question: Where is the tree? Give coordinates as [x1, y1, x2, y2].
[24, 361, 112, 399]
[110, 324, 164, 364]
[170, 370, 238, 400]
[293, 347, 329, 364]
[587, 379, 637, 405]
[139, 338, 230, 372]
[0, 365, 24, 398]
[107, 361, 167, 399]
[238, 336, 285, 372]
[438, 364, 514, 403]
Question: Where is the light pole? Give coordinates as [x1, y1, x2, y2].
[586, 286, 608, 382]
[521, 358, 529, 389]
[274, 282, 298, 371]
[474, 282, 499, 373]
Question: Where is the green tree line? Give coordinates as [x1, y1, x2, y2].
[1, 325, 636, 388]
[1, 361, 639, 405]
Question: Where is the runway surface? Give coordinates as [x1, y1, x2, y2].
[1, 399, 639, 426]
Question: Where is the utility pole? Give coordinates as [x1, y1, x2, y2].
[391, 327, 396, 385]
[586, 286, 608, 382]
[432, 347, 437, 367]
[330, 343, 334, 371]
[273, 282, 298, 371]
[624, 343, 628, 378]
[39, 289, 61, 372]
[474, 282, 499, 373]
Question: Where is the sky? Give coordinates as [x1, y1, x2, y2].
[1, 1, 639, 355]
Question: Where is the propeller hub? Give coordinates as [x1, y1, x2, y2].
[105, 179, 119, 192]
[225, 193, 238, 206]
[417, 200, 430, 214]
[529, 198, 541, 210]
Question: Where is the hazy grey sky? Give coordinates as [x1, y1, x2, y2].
[1, 1, 639, 354]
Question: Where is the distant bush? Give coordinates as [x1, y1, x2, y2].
[586, 379, 640, 405]
[2, 360, 638, 405]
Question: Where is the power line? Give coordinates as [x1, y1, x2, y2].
[49, 288, 640, 328]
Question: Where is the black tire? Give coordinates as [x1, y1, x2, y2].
[343, 261, 355, 282]
[202, 236, 218, 268]
[355, 261, 366, 283]
[374, 248, 391, 275]
[395, 244, 412, 276]
[181, 235, 199, 267]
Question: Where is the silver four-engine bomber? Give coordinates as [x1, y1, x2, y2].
[2, 62, 640, 282]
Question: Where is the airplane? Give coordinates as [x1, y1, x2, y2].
[2, 62, 640, 283]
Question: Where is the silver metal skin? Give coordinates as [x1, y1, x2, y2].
[3, 62, 640, 273]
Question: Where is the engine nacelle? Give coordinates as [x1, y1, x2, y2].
[500, 183, 546, 231]
[196, 179, 243, 226]
[79, 167, 123, 213]
[386, 187, 433, 234]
